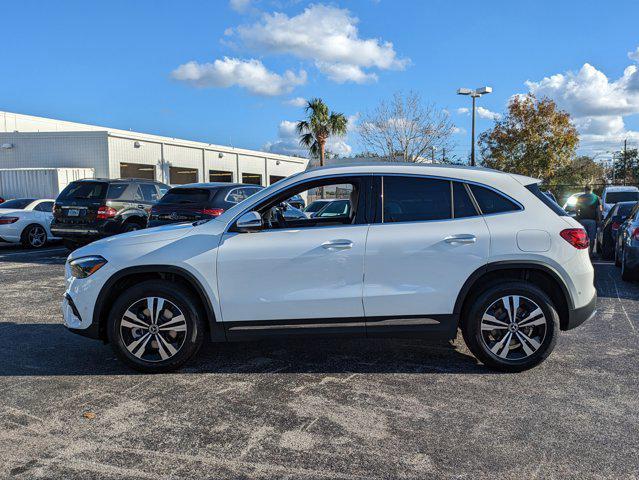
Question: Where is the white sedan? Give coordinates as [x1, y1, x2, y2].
[0, 198, 59, 248]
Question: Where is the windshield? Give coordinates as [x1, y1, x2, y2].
[304, 201, 328, 213]
[58, 181, 108, 200]
[605, 191, 639, 204]
[159, 188, 212, 204]
[0, 198, 35, 209]
[616, 202, 636, 216]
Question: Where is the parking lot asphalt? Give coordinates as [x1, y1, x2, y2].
[0, 245, 638, 479]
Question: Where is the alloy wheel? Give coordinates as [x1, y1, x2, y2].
[480, 295, 547, 360]
[119, 297, 188, 362]
[28, 226, 47, 247]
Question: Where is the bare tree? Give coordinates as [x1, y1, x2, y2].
[358, 91, 455, 162]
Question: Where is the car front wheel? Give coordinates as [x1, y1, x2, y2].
[107, 280, 205, 372]
[462, 281, 559, 372]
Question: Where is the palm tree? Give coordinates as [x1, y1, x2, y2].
[296, 98, 348, 168]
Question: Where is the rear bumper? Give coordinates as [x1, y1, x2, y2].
[565, 291, 597, 330]
[51, 219, 120, 239]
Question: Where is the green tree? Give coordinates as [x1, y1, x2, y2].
[611, 148, 639, 184]
[479, 94, 579, 182]
[554, 155, 606, 187]
[296, 98, 348, 168]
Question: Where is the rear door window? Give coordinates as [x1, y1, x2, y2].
[453, 182, 478, 218]
[605, 191, 639, 203]
[469, 184, 521, 215]
[382, 176, 451, 223]
[107, 183, 129, 200]
[139, 183, 160, 202]
[34, 201, 54, 212]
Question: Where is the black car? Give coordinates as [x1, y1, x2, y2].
[51, 178, 169, 249]
[597, 201, 636, 260]
[148, 183, 263, 227]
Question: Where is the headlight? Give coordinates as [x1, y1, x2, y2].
[69, 256, 107, 278]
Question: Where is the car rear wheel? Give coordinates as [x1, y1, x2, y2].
[462, 281, 559, 372]
[107, 280, 205, 373]
[615, 245, 622, 267]
[21, 224, 47, 248]
[122, 221, 142, 233]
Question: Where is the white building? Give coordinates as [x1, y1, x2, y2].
[0, 111, 308, 187]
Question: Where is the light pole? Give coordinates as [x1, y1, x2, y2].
[457, 86, 492, 166]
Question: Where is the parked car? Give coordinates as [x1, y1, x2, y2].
[0, 198, 59, 248]
[62, 164, 596, 373]
[614, 202, 639, 279]
[51, 178, 169, 250]
[303, 199, 333, 217]
[544, 190, 558, 204]
[287, 194, 306, 210]
[596, 201, 636, 260]
[149, 183, 262, 227]
[601, 185, 639, 218]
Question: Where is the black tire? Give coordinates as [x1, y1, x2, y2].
[615, 246, 622, 267]
[107, 280, 205, 373]
[121, 220, 143, 233]
[21, 224, 47, 249]
[461, 281, 559, 372]
[621, 251, 636, 281]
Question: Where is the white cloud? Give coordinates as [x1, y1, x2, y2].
[284, 97, 307, 107]
[264, 114, 357, 157]
[455, 106, 500, 120]
[229, 0, 252, 13]
[524, 51, 639, 151]
[233, 4, 408, 83]
[171, 57, 306, 96]
[452, 126, 466, 135]
[476, 106, 501, 121]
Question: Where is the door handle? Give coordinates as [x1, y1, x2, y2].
[444, 234, 476, 244]
[138, 205, 145, 209]
[321, 239, 353, 250]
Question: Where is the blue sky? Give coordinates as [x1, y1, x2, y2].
[2, 0, 639, 161]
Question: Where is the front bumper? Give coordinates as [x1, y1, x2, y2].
[565, 291, 597, 330]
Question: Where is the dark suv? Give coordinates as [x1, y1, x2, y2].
[52, 178, 169, 249]
[148, 183, 263, 227]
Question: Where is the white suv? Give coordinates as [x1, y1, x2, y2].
[62, 164, 596, 373]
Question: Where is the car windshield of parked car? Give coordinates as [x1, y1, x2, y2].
[316, 200, 350, 217]
[617, 202, 636, 216]
[58, 181, 108, 200]
[606, 191, 639, 203]
[159, 188, 212, 204]
[0, 198, 35, 209]
[304, 200, 328, 213]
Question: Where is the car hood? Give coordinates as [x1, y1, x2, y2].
[70, 223, 196, 262]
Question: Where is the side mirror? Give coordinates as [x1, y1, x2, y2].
[236, 211, 262, 232]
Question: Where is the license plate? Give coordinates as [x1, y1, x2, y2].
[67, 209, 80, 217]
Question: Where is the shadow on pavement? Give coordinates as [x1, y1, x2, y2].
[0, 322, 494, 376]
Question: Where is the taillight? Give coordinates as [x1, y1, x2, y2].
[560, 228, 589, 249]
[0, 216, 19, 225]
[632, 228, 639, 241]
[611, 221, 620, 230]
[199, 208, 225, 217]
[96, 205, 117, 220]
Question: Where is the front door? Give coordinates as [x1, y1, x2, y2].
[216, 176, 371, 337]
[363, 176, 490, 335]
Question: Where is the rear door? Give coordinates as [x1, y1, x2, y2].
[363, 176, 490, 334]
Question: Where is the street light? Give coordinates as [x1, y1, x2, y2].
[457, 86, 492, 166]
